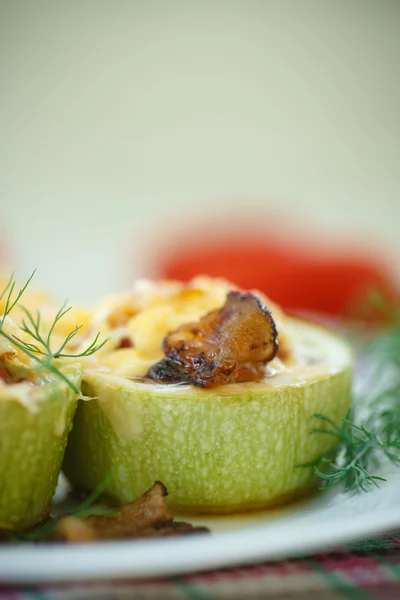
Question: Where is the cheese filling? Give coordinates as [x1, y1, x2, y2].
[83, 277, 295, 380]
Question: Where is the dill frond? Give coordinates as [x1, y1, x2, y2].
[303, 292, 400, 493]
[0, 272, 107, 393]
[10, 477, 113, 542]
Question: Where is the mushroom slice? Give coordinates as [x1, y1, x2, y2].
[147, 291, 278, 388]
[54, 482, 209, 542]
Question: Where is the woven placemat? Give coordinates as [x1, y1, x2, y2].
[1, 532, 400, 599]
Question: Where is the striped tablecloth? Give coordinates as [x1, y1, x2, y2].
[1, 532, 399, 599]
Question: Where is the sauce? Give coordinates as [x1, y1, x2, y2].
[173, 486, 319, 533]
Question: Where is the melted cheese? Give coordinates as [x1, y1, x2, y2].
[0, 315, 36, 374]
[0, 272, 54, 326]
[0, 270, 91, 351]
[85, 277, 293, 378]
[0, 271, 89, 391]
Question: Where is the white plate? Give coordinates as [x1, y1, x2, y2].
[1, 470, 400, 584]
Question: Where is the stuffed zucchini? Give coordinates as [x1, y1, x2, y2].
[0, 371, 79, 530]
[0, 274, 102, 530]
[63, 278, 352, 512]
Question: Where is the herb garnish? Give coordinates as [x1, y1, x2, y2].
[302, 293, 400, 492]
[9, 477, 113, 542]
[0, 272, 107, 393]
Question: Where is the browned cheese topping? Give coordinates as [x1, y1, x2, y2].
[0, 365, 8, 380]
[147, 291, 278, 388]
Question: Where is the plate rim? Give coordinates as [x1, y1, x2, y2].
[1, 494, 400, 584]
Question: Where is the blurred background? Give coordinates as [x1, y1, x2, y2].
[1, 1, 399, 316]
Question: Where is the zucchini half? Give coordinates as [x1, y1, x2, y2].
[63, 319, 352, 513]
[0, 370, 80, 530]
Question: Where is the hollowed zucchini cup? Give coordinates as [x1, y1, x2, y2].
[0, 368, 80, 530]
[63, 318, 352, 513]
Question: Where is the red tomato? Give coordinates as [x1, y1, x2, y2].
[157, 240, 397, 319]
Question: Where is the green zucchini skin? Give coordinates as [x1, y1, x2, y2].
[0, 378, 79, 530]
[63, 321, 352, 513]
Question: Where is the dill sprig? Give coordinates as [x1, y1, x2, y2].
[305, 411, 399, 492]
[0, 270, 35, 320]
[9, 477, 113, 542]
[0, 272, 107, 393]
[304, 292, 400, 493]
